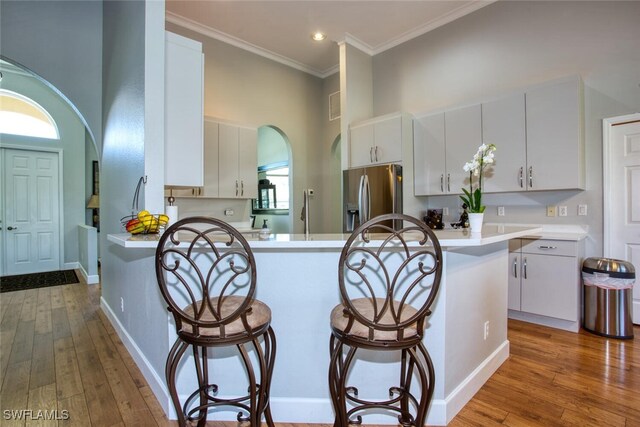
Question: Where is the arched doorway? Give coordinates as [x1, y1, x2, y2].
[253, 125, 293, 233]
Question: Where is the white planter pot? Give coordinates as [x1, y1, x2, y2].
[468, 212, 484, 233]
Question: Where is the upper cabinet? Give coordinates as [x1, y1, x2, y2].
[525, 77, 584, 191]
[414, 75, 584, 196]
[218, 123, 258, 199]
[413, 105, 482, 196]
[348, 113, 407, 168]
[164, 31, 204, 188]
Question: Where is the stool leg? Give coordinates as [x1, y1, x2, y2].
[399, 348, 415, 425]
[166, 339, 189, 426]
[261, 327, 277, 427]
[413, 342, 435, 426]
[328, 335, 344, 426]
[238, 343, 259, 425]
[191, 345, 209, 427]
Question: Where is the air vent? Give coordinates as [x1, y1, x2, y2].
[329, 91, 341, 121]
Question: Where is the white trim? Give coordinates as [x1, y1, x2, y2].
[0, 144, 64, 274]
[63, 261, 79, 270]
[166, 12, 337, 79]
[634, 301, 640, 326]
[602, 113, 640, 256]
[77, 263, 99, 285]
[508, 310, 580, 333]
[100, 297, 172, 415]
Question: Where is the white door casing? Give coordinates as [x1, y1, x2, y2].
[3, 148, 61, 275]
[603, 114, 640, 324]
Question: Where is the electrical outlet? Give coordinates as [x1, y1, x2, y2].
[483, 321, 490, 340]
[578, 204, 588, 216]
[546, 206, 557, 217]
[120, 297, 124, 312]
[443, 207, 449, 216]
[559, 206, 568, 217]
[497, 206, 505, 216]
[224, 208, 234, 216]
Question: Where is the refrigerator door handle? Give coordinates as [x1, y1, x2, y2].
[364, 174, 371, 223]
[358, 174, 366, 224]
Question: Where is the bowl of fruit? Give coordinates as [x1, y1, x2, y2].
[121, 210, 169, 235]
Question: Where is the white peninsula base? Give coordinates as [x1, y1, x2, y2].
[106, 225, 540, 425]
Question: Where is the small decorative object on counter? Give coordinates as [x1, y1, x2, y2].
[424, 209, 444, 230]
[450, 203, 470, 229]
[259, 219, 270, 240]
[460, 143, 497, 233]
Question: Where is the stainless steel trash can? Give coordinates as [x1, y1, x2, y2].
[582, 258, 635, 339]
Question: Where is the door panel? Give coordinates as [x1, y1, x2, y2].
[4, 149, 60, 274]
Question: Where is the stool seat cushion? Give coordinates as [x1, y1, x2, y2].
[182, 296, 271, 337]
[330, 298, 419, 342]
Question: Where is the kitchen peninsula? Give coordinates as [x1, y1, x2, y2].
[107, 224, 540, 425]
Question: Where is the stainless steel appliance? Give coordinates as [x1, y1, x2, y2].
[343, 164, 402, 232]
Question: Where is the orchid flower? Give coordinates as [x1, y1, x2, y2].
[460, 143, 497, 213]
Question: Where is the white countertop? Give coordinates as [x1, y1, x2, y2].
[108, 224, 542, 250]
[486, 223, 589, 241]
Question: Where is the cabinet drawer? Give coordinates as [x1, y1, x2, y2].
[520, 239, 576, 257]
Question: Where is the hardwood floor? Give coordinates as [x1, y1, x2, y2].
[0, 274, 638, 426]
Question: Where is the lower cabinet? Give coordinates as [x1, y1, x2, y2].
[508, 238, 584, 332]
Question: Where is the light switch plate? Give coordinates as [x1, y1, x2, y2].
[578, 204, 588, 216]
[497, 206, 505, 216]
[224, 208, 234, 216]
[559, 206, 568, 217]
[546, 206, 557, 217]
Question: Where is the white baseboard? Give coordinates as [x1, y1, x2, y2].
[64, 261, 80, 270]
[100, 297, 173, 415]
[78, 264, 99, 284]
[508, 309, 580, 332]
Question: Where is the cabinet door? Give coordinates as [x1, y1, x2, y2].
[218, 123, 239, 198]
[445, 105, 482, 195]
[413, 113, 446, 196]
[349, 123, 374, 168]
[508, 252, 522, 311]
[238, 126, 258, 199]
[201, 120, 219, 198]
[165, 32, 203, 188]
[526, 78, 583, 190]
[482, 94, 527, 193]
[373, 115, 402, 164]
[521, 254, 578, 321]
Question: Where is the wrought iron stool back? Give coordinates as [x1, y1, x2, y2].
[156, 216, 275, 426]
[329, 213, 442, 426]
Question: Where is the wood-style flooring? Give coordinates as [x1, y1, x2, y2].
[0, 273, 638, 426]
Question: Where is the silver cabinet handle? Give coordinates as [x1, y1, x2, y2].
[241, 180, 244, 196]
[523, 257, 527, 279]
[370, 147, 374, 163]
[529, 166, 533, 188]
[235, 180, 239, 196]
[538, 245, 557, 250]
[519, 167, 524, 188]
[374, 146, 379, 162]
[440, 174, 444, 192]
[447, 174, 451, 192]
[513, 258, 518, 278]
[7, 226, 17, 231]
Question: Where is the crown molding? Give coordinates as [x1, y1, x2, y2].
[166, 12, 330, 79]
[335, 33, 375, 56]
[372, 1, 496, 55]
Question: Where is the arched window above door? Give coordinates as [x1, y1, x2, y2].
[0, 89, 60, 139]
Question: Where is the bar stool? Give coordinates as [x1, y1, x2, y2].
[328, 213, 442, 426]
[155, 217, 276, 426]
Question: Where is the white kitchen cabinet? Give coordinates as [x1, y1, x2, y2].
[349, 113, 404, 168]
[219, 123, 258, 199]
[413, 105, 481, 196]
[482, 93, 527, 193]
[525, 76, 584, 190]
[164, 31, 204, 188]
[508, 238, 583, 332]
[413, 113, 445, 196]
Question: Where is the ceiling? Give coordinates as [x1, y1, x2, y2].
[165, 1, 495, 78]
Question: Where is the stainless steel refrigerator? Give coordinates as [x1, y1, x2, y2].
[343, 164, 403, 232]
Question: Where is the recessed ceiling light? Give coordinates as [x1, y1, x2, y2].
[311, 32, 326, 42]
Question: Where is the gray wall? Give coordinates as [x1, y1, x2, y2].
[101, 0, 168, 376]
[372, 0, 640, 257]
[166, 22, 329, 233]
[1, 69, 87, 266]
[0, 0, 103, 154]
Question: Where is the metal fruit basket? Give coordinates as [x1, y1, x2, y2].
[120, 212, 168, 235]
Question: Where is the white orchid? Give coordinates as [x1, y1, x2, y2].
[460, 143, 497, 213]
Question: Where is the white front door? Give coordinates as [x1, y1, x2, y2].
[605, 114, 640, 323]
[3, 148, 60, 275]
